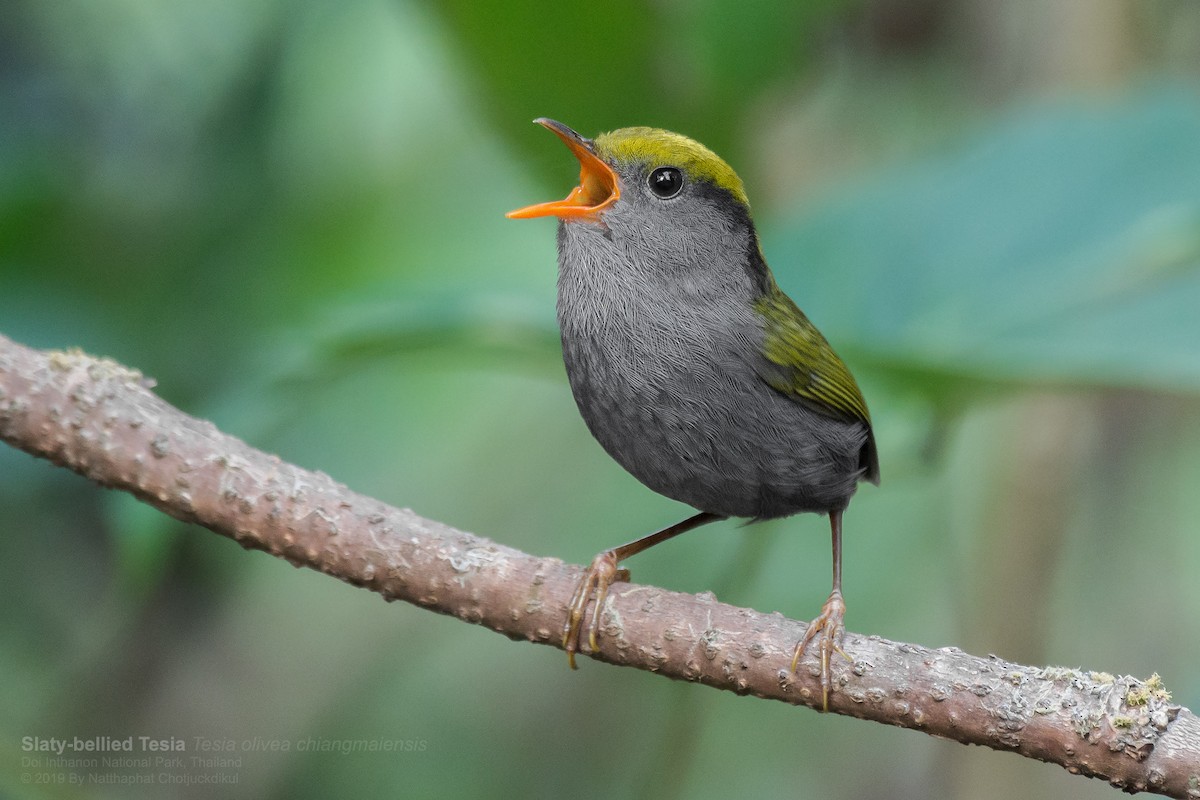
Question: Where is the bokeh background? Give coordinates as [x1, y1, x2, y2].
[3, 1, 1200, 798]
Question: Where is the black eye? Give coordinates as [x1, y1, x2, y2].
[648, 166, 684, 199]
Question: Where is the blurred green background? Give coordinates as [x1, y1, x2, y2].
[2, 1, 1199, 798]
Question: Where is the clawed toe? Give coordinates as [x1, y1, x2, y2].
[559, 513, 725, 669]
[562, 551, 625, 668]
[789, 590, 850, 711]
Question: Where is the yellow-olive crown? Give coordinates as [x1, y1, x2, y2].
[593, 127, 750, 208]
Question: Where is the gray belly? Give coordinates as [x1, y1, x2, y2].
[559, 331, 867, 519]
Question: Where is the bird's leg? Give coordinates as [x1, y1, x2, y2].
[563, 511, 724, 668]
[790, 508, 851, 711]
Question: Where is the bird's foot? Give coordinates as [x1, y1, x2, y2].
[789, 590, 850, 711]
[562, 550, 630, 668]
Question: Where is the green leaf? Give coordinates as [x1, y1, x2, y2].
[765, 87, 1200, 395]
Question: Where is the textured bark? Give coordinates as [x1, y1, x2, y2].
[1, 332, 1197, 797]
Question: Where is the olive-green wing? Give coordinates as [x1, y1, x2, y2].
[753, 287, 871, 426]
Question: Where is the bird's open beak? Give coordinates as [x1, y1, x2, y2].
[507, 118, 619, 220]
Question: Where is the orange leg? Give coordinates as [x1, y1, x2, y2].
[790, 508, 851, 711]
[563, 511, 723, 668]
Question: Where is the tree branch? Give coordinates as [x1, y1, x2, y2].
[1, 332, 1196, 797]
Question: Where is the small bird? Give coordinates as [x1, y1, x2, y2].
[508, 119, 878, 709]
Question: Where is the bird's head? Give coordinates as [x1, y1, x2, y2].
[508, 118, 761, 292]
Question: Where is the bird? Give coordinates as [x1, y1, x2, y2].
[507, 118, 878, 709]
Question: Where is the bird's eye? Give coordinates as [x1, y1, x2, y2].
[648, 166, 684, 199]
